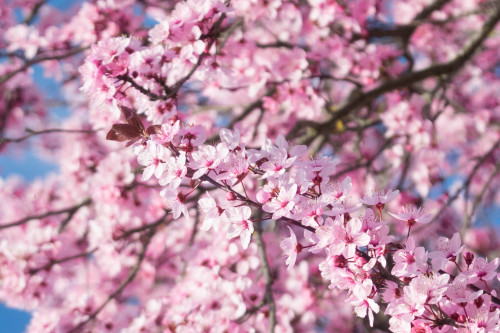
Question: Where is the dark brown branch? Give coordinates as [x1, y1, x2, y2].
[254, 223, 276, 333]
[0, 46, 88, 86]
[396, 149, 412, 191]
[291, 3, 500, 140]
[333, 136, 397, 179]
[28, 248, 98, 275]
[199, 174, 315, 232]
[24, 0, 47, 25]
[462, 165, 500, 235]
[115, 210, 170, 239]
[68, 227, 156, 333]
[431, 139, 500, 224]
[164, 13, 227, 100]
[229, 86, 276, 128]
[117, 75, 164, 101]
[353, 0, 451, 42]
[0, 198, 92, 230]
[1, 128, 100, 145]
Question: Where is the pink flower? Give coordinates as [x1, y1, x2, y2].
[160, 187, 190, 221]
[410, 320, 431, 333]
[321, 176, 352, 204]
[198, 193, 227, 232]
[389, 205, 432, 228]
[347, 279, 380, 327]
[137, 141, 170, 181]
[227, 206, 254, 249]
[445, 274, 483, 304]
[190, 143, 228, 179]
[159, 153, 187, 188]
[219, 128, 241, 151]
[361, 189, 399, 211]
[216, 152, 249, 186]
[153, 120, 180, 144]
[179, 125, 206, 149]
[392, 237, 428, 277]
[5, 24, 42, 59]
[428, 233, 463, 270]
[259, 146, 292, 178]
[280, 227, 300, 270]
[262, 184, 298, 219]
[149, 21, 170, 44]
[465, 257, 499, 283]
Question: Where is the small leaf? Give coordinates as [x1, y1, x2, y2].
[106, 124, 142, 142]
[146, 125, 161, 135]
[120, 106, 145, 132]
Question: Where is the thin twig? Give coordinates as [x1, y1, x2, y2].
[164, 14, 227, 99]
[1, 128, 100, 145]
[289, 4, 500, 140]
[254, 223, 276, 333]
[68, 227, 156, 333]
[28, 248, 98, 275]
[200, 174, 315, 232]
[0, 46, 88, 86]
[431, 139, 500, 224]
[0, 198, 92, 230]
[115, 210, 170, 239]
[24, 0, 47, 25]
[461, 165, 500, 236]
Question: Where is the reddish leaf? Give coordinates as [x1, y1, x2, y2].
[106, 124, 143, 142]
[107, 107, 150, 144]
[146, 125, 161, 135]
[120, 106, 144, 132]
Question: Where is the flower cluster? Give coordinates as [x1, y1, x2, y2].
[0, 0, 499, 332]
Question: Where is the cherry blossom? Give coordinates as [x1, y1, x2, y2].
[226, 206, 254, 250]
[280, 226, 299, 270]
[262, 183, 298, 220]
[1, 0, 500, 332]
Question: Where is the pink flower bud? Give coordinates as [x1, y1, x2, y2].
[226, 192, 237, 201]
[464, 251, 475, 267]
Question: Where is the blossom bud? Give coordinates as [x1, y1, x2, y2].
[355, 256, 367, 268]
[256, 190, 270, 204]
[450, 313, 466, 323]
[474, 296, 484, 308]
[463, 251, 474, 267]
[400, 276, 412, 284]
[226, 192, 237, 201]
[328, 255, 347, 268]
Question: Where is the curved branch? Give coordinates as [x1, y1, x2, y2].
[290, 4, 500, 140]
[0, 198, 92, 230]
[0, 46, 88, 86]
[431, 139, 500, 224]
[0, 128, 100, 146]
[254, 223, 276, 333]
[28, 248, 98, 275]
[68, 227, 155, 333]
[115, 210, 170, 239]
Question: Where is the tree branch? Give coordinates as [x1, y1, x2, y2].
[431, 139, 500, 224]
[0, 198, 92, 230]
[115, 210, 170, 240]
[199, 174, 315, 232]
[254, 223, 276, 333]
[0, 46, 88, 86]
[290, 3, 500, 140]
[28, 248, 98, 275]
[24, 0, 47, 25]
[68, 227, 156, 333]
[0, 128, 100, 146]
